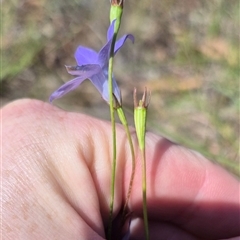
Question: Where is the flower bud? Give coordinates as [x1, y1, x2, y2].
[133, 88, 150, 150]
[110, 1, 123, 25]
[110, 0, 124, 7]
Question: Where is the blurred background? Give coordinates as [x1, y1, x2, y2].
[2, 0, 239, 176]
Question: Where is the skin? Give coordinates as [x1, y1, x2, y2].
[2, 99, 240, 240]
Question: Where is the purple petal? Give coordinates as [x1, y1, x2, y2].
[100, 75, 121, 103]
[66, 64, 101, 76]
[114, 34, 134, 55]
[112, 75, 121, 103]
[97, 20, 116, 67]
[74, 46, 98, 65]
[97, 38, 113, 68]
[107, 19, 116, 41]
[49, 65, 101, 102]
[89, 71, 121, 103]
[98, 35, 134, 68]
[89, 73, 107, 100]
[107, 19, 134, 55]
[49, 77, 86, 102]
[99, 20, 134, 67]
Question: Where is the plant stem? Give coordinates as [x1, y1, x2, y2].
[107, 21, 121, 240]
[133, 88, 150, 240]
[116, 107, 135, 221]
[107, 43, 116, 240]
[141, 147, 149, 240]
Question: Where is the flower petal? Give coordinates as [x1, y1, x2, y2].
[89, 73, 107, 100]
[89, 71, 121, 103]
[99, 75, 121, 103]
[98, 34, 134, 67]
[49, 77, 86, 102]
[97, 20, 117, 67]
[114, 34, 134, 55]
[66, 64, 101, 76]
[107, 19, 134, 55]
[107, 19, 116, 41]
[49, 64, 101, 102]
[97, 38, 113, 68]
[74, 46, 98, 65]
[112, 75, 121, 103]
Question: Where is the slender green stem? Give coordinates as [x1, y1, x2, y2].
[107, 44, 116, 240]
[108, 4, 123, 238]
[107, 21, 121, 240]
[134, 88, 150, 239]
[141, 147, 149, 240]
[116, 107, 135, 221]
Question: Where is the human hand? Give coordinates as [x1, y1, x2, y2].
[3, 99, 240, 239]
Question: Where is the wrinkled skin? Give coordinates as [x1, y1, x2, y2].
[2, 99, 240, 240]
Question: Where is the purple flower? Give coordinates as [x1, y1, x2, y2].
[49, 20, 134, 103]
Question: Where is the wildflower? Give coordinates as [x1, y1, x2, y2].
[49, 20, 134, 103]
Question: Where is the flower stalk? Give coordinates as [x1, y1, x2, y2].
[134, 87, 150, 240]
[107, 3, 123, 240]
[49, 1, 135, 238]
[116, 106, 135, 223]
